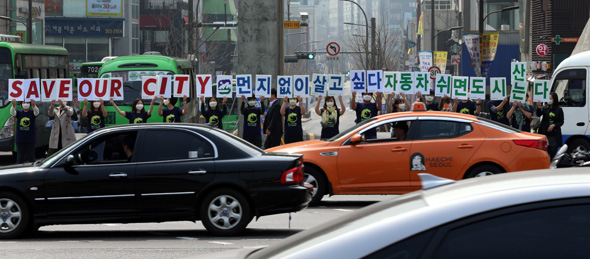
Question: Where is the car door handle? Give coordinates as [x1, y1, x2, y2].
[189, 170, 207, 175]
[458, 144, 474, 149]
[391, 147, 407, 152]
[577, 122, 585, 126]
[109, 173, 127, 178]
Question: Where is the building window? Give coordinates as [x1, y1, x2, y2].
[88, 38, 109, 62]
[423, 1, 452, 10]
[64, 37, 86, 65]
[132, 0, 139, 20]
[45, 37, 63, 47]
[132, 24, 140, 54]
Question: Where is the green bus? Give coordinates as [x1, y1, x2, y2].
[0, 42, 69, 155]
[97, 55, 241, 131]
[98, 55, 198, 126]
[79, 61, 104, 78]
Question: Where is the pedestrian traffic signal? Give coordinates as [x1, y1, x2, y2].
[296, 52, 316, 60]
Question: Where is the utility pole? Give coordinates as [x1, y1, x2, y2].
[430, 0, 434, 50]
[188, 0, 194, 55]
[371, 17, 376, 70]
[27, 0, 32, 44]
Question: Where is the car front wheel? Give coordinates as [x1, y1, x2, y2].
[200, 188, 252, 236]
[0, 192, 29, 239]
[304, 167, 326, 206]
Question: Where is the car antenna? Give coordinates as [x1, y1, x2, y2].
[418, 173, 456, 190]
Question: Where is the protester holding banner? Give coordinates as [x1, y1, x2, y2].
[352, 91, 381, 139]
[159, 95, 187, 123]
[487, 97, 510, 125]
[111, 97, 156, 124]
[537, 93, 564, 158]
[315, 95, 346, 140]
[241, 94, 265, 147]
[82, 99, 107, 133]
[439, 95, 452, 111]
[264, 88, 283, 149]
[10, 99, 38, 163]
[200, 96, 227, 129]
[424, 91, 440, 111]
[388, 93, 407, 113]
[281, 96, 306, 144]
[452, 97, 482, 115]
[47, 100, 76, 155]
[507, 97, 533, 132]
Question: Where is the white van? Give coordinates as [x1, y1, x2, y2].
[549, 51, 590, 152]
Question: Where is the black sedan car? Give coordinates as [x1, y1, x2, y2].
[0, 124, 310, 238]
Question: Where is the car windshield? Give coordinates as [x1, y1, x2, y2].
[101, 70, 174, 106]
[38, 133, 92, 167]
[326, 117, 377, 142]
[248, 192, 427, 259]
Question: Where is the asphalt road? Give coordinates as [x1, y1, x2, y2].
[0, 195, 393, 259]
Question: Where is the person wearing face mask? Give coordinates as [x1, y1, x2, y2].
[537, 92, 564, 158]
[452, 96, 482, 115]
[388, 93, 407, 113]
[351, 91, 382, 139]
[200, 96, 227, 129]
[439, 95, 452, 111]
[158, 95, 188, 123]
[487, 97, 510, 125]
[315, 95, 346, 139]
[424, 91, 440, 111]
[240, 94, 265, 147]
[48, 99, 76, 155]
[82, 99, 107, 133]
[281, 95, 306, 144]
[11, 99, 39, 163]
[507, 95, 533, 132]
[111, 97, 156, 124]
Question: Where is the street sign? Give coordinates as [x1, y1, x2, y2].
[428, 66, 441, 80]
[408, 40, 416, 48]
[284, 21, 301, 29]
[536, 44, 549, 56]
[326, 42, 340, 56]
[552, 35, 579, 45]
[451, 55, 461, 65]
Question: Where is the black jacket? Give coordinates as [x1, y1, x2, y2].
[263, 99, 283, 136]
[536, 105, 564, 145]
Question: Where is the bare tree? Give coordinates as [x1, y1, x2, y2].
[345, 19, 404, 71]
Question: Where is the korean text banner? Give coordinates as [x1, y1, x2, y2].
[433, 51, 448, 74]
[45, 17, 124, 37]
[463, 33, 482, 77]
[87, 0, 123, 17]
[418, 51, 433, 72]
[481, 32, 499, 77]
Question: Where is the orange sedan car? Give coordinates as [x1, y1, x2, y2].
[267, 111, 551, 205]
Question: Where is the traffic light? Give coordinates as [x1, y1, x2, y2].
[296, 52, 315, 60]
[284, 55, 299, 63]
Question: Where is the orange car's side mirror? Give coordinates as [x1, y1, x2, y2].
[350, 134, 363, 145]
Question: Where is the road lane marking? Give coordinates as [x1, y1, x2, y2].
[210, 241, 233, 245]
[334, 209, 353, 212]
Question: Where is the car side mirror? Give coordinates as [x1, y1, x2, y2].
[65, 155, 75, 167]
[350, 134, 363, 145]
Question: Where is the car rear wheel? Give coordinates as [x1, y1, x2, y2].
[304, 167, 326, 206]
[568, 139, 590, 153]
[465, 164, 504, 178]
[0, 192, 29, 239]
[200, 188, 252, 236]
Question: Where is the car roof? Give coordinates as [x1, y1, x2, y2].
[253, 168, 590, 259]
[374, 111, 480, 122]
[554, 50, 590, 70]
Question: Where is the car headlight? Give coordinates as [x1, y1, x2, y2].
[0, 116, 15, 139]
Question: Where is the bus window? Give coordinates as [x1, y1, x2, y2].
[552, 69, 587, 107]
[49, 68, 58, 78]
[41, 68, 48, 79]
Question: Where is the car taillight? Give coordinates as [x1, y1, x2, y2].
[281, 165, 303, 184]
[513, 139, 548, 151]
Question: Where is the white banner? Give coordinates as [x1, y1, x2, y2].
[327, 74, 345, 96]
[216, 75, 233, 98]
[255, 75, 272, 97]
[490, 77, 507, 100]
[419, 51, 433, 72]
[312, 74, 327, 95]
[469, 77, 486, 100]
[435, 74, 452, 97]
[350, 70, 366, 93]
[196, 75, 213, 97]
[293, 75, 310, 97]
[463, 33, 481, 77]
[533, 80, 550, 102]
[452, 76, 469, 100]
[366, 70, 383, 93]
[236, 75, 253, 96]
[277, 76, 293, 98]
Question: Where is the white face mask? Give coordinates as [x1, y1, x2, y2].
[425, 96, 434, 102]
[93, 102, 100, 108]
[289, 99, 297, 106]
[248, 101, 256, 106]
[22, 103, 30, 110]
[136, 104, 144, 111]
[163, 100, 170, 106]
[363, 95, 372, 102]
[210, 101, 217, 108]
[399, 104, 406, 110]
[326, 102, 334, 108]
[548, 100, 553, 105]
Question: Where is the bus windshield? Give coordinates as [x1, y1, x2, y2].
[0, 47, 12, 108]
[101, 70, 174, 105]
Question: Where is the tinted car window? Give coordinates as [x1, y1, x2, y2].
[433, 203, 590, 258]
[416, 121, 472, 140]
[366, 229, 435, 259]
[552, 68, 586, 107]
[75, 131, 138, 164]
[140, 130, 214, 161]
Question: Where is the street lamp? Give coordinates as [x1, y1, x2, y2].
[340, 0, 369, 70]
[434, 26, 463, 51]
[483, 6, 519, 24]
[0, 15, 30, 43]
[479, 4, 519, 36]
